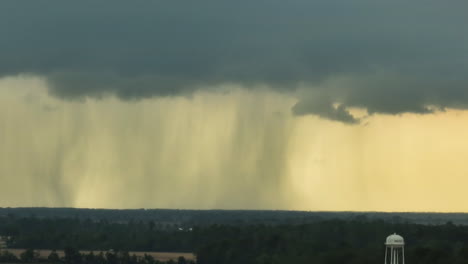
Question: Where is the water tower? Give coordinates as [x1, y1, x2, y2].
[385, 233, 405, 264]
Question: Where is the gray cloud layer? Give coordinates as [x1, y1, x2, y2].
[1, 0, 468, 123]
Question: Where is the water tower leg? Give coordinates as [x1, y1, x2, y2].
[385, 247, 388, 264]
[390, 247, 394, 264]
[402, 247, 405, 264]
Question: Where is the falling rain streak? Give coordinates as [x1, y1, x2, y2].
[2, 75, 468, 212]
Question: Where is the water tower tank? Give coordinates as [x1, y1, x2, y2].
[386, 233, 405, 247]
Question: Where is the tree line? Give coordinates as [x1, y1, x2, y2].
[3, 215, 468, 264]
[0, 248, 193, 264]
[3, 208, 468, 225]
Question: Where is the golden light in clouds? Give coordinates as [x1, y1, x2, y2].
[1, 75, 468, 212]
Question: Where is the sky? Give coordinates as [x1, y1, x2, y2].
[1, 1, 468, 211]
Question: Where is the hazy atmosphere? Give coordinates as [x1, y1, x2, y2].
[1, 1, 468, 211]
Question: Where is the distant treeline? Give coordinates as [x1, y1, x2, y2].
[0, 248, 193, 264]
[2, 207, 468, 225]
[0, 217, 196, 252]
[2, 212, 468, 264]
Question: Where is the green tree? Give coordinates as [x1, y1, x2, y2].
[64, 247, 82, 264]
[84, 251, 96, 264]
[142, 254, 155, 264]
[177, 256, 187, 264]
[20, 249, 38, 263]
[0, 250, 19, 262]
[48, 250, 61, 263]
[105, 251, 118, 264]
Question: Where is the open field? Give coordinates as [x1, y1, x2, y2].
[2, 249, 195, 262]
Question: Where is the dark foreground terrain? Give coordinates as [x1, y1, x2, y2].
[4, 249, 194, 262]
[1, 208, 468, 264]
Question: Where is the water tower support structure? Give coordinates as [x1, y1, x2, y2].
[384, 233, 405, 264]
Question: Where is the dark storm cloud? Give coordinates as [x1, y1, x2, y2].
[292, 95, 359, 124]
[1, 0, 468, 122]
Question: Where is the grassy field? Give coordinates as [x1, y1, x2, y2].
[2, 249, 195, 262]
